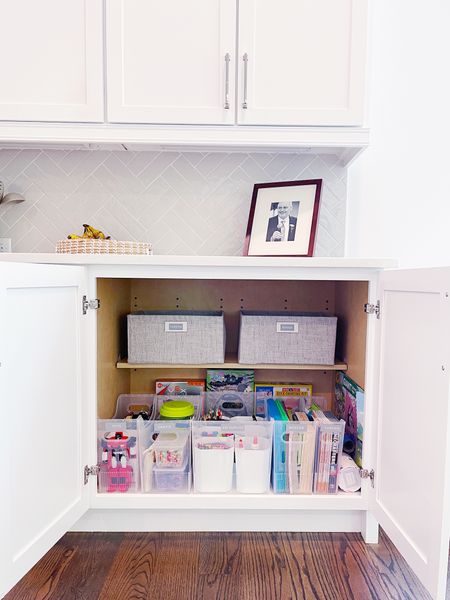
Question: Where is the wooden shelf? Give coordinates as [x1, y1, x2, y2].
[116, 355, 347, 371]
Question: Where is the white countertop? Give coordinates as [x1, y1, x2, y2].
[0, 253, 397, 269]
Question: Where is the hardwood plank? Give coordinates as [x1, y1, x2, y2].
[98, 533, 160, 600]
[143, 533, 201, 599]
[198, 532, 242, 576]
[197, 574, 236, 600]
[240, 531, 300, 600]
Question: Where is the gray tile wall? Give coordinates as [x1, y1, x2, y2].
[0, 149, 346, 255]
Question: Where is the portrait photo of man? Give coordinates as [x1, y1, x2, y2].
[266, 201, 299, 242]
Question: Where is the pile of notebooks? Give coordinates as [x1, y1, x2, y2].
[268, 398, 345, 495]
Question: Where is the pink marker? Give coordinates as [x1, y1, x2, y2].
[251, 436, 259, 450]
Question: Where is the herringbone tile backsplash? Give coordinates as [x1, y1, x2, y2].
[0, 149, 346, 255]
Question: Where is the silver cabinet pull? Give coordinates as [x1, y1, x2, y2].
[224, 53, 231, 109]
[242, 53, 248, 109]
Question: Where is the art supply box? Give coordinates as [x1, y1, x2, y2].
[112, 394, 154, 420]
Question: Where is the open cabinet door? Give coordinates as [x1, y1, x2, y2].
[373, 267, 450, 600]
[0, 263, 90, 598]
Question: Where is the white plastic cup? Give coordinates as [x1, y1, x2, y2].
[193, 438, 234, 493]
[235, 436, 271, 494]
[338, 454, 361, 492]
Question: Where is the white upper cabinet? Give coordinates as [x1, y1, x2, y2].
[106, 0, 367, 127]
[238, 0, 367, 126]
[0, 0, 103, 122]
[106, 0, 236, 125]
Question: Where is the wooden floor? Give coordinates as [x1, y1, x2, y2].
[5, 530, 445, 600]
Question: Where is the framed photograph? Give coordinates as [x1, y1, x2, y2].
[243, 179, 322, 257]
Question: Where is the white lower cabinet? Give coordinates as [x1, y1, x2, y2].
[1, 258, 449, 600]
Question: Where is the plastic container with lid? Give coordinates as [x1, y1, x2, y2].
[159, 399, 195, 420]
[154, 395, 203, 420]
[153, 429, 190, 468]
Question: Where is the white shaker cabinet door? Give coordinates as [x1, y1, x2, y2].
[107, 0, 236, 125]
[0, 263, 90, 599]
[373, 267, 450, 600]
[0, 0, 103, 122]
[238, 0, 367, 126]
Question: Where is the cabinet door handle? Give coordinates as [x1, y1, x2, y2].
[224, 53, 231, 109]
[242, 53, 249, 109]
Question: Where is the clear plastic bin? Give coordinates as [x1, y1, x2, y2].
[256, 394, 308, 421]
[139, 420, 192, 493]
[112, 394, 154, 420]
[204, 392, 256, 419]
[272, 420, 318, 494]
[153, 453, 191, 493]
[313, 418, 345, 494]
[97, 419, 140, 493]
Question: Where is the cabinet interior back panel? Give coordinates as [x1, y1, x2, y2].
[130, 278, 336, 355]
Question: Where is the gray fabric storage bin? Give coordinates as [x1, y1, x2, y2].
[128, 311, 225, 364]
[238, 311, 337, 365]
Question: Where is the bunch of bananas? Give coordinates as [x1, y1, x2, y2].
[68, 224, 111, 240]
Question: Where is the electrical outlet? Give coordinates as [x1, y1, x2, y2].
[0, 238, 12, 252]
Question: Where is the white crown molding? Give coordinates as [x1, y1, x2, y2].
[0, 123, 369, 165]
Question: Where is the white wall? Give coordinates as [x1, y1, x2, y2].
[347, 0, 450, 267]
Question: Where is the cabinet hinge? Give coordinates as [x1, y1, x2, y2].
[364, 301, 380, 319]
[360, 468, 375, 488]
[84, 464, 100, 485]
[82, 296, 100, 315]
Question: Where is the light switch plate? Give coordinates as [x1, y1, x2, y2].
[0, 238, 12, 252]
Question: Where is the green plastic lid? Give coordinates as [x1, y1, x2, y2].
[159, 400, 195, 419]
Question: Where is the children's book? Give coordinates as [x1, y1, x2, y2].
[255, 383, 312, 399]
[155, 380, 205, 395]
[335, 371, 364, 467]
[206, 369, 254, 392]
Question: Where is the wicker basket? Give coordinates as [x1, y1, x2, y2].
[56, 239, 152, 255]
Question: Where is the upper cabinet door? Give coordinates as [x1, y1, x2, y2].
[0, 263, 89, 599]
[107, 0, 236, 125]
[238, 0, 367, 126]
[373, 268, 450, 600]
[0, 0, 103, 122]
